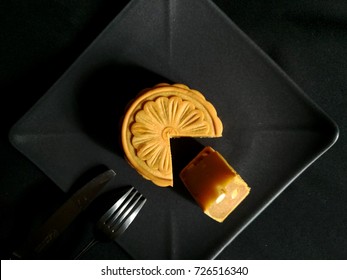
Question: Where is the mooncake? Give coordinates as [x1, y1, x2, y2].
[121, 83, 223, 187]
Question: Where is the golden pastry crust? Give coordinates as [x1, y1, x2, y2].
[121, 83, 223, 187]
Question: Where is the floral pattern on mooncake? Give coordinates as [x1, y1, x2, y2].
[131, 96, 210, 174]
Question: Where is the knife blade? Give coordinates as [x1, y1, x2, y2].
[12, 169, 116, 259]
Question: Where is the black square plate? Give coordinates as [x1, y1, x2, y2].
[9, 0, 338, 259]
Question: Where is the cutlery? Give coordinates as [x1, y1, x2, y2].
[12, 169, 116, 259]
[74, 186, 146, 259]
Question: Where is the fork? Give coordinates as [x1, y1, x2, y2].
[74, 186, 146, 259]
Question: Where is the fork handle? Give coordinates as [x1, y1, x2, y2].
[74, 238, 99, 259]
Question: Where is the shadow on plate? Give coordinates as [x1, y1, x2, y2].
[170, 138, 205, 203]
[76, 64, 171, 156]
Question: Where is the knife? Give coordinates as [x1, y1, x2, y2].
[12, 169, 116, 259]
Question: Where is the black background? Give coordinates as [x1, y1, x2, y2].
[1, 0, 346, 259]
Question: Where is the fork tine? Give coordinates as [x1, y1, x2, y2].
[107, 189, 139, 225]
[98, 187, 134, 225]
[108, 195, 147, 239]
[108, 191, 143, 228]
[102, 189, 138, 227]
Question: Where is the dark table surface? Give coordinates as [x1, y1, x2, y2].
[1, 0, 346, 260]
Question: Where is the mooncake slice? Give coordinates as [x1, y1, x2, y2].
[121, 83, 223, 187]
[180, 146, 250, 222]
